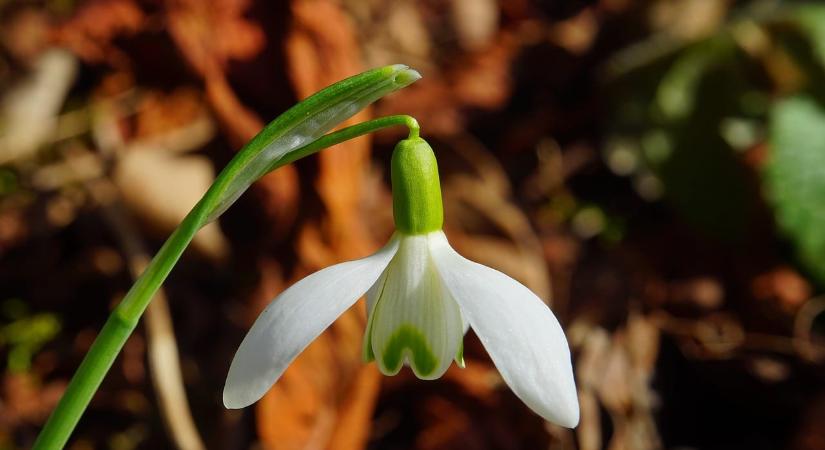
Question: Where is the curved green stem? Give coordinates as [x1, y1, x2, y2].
[268, 115, 420, 169]
[32, 115, 418, 449]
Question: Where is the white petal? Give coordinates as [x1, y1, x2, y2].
[223, 235, 400, 409]
[361, 269, 388, 361]
[429, 231, 579, 428]
[364, 268, 386, 318]
[368, 234, 464, 379]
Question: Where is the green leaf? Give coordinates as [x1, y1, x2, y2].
[790, 4, 825, 69]
[3, 314, 61, 372]
[765, 95, 825, 284]
[655, 49, 756, 241]
[656, 37, 736, 120]
[206, 64, 421, 221]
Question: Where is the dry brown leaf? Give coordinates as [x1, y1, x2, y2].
[0, 210, 29, 252]
[0, 373, 65, 429]
[51, 0, 144, 66]
[164, 0, 266, 145]
[31, 146, 104, 191]
[202, 74, 264, 147]
[577, 389, 602, 450]
[441, 360, 498, 399]
[113, 146, 229, 260]
[0, 8, 50, 62]
[0, 49, 78, 165]
[325, 366, 382, 450]
[792, 392, 825, 450]
[416, 397, 473, 450]
[668, 277, 725, 311]
[649, 0, 729, 40]
[597, 336, 632, 414]
[165, 0, 265, 77]
[626, 312, 660, 375]
[450, 0, 499, 51]
[752, 266, 812, 313]
[451, 33, 515, 109]
[384, 1, 432, 61]
[572, 317, 662, 450]
[549, 8, 598, 55]
[134, 88, 208, 140]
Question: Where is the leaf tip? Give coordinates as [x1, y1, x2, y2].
[387, 64, 422, 88]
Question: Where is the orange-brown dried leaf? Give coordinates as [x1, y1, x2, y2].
[51, 0, 144, 66]
[0, 373, 65, 428]
[165, 0, 265, 77]
[1, 8, 50, 62]
[752, 266, 812, 313]
[134, 88, 207, 140]
[451, 33, 516, 109]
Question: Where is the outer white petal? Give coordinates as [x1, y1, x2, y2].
[428, 231, 579, 428]
[223, 235, 400, 409]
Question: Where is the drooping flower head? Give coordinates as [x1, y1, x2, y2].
[223, 137, 579, 427]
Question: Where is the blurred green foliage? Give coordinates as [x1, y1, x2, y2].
[766, 96, 825, 285]
[608, 32, 756, 241]
[0, 169, 18, 196]
[606, 3, 825, 283]
[0, 299, 60, 373]
[792, 4, 825, 65]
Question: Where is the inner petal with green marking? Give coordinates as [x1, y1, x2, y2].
[363, 233, 464, 380]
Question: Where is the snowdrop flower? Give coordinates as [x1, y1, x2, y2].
[223, 137, 579, 427]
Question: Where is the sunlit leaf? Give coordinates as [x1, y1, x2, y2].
[791, 4, 825, 69]
[765, 95, 825, 285]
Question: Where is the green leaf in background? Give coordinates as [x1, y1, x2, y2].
[656, 37, 736, 121]
[0, 298, 61, 372]
[791, 4, 825, 70]
[606, 29, 765, 242]
[765, 95, 825, 285]
[656, 62, 755, 242]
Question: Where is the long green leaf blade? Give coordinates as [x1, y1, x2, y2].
[206, 64, 421, 221]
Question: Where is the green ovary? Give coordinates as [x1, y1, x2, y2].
[391, 138, 444, 234]
[380, 324, 438, 377]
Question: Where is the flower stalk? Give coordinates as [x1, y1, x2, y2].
[33, 65, 421, 449]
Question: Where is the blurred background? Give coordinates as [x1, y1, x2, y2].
[1, 0, 825, 448]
